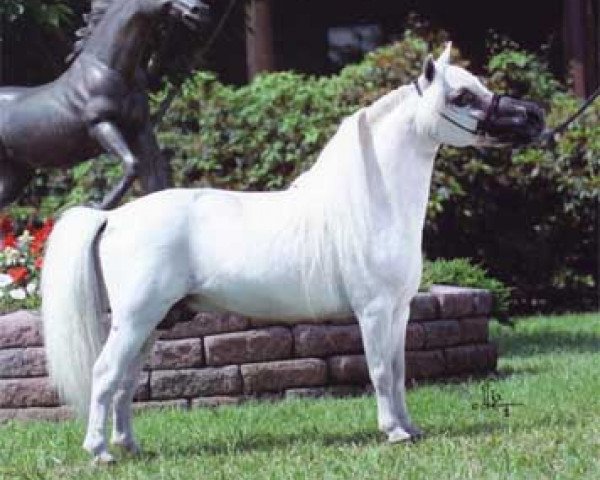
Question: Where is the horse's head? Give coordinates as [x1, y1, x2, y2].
[146, 0, 211, 30]
[414, 43, 545, 147]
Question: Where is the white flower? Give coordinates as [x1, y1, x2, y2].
[17, 230, 33, 249]
[26, 281, 37, 296]
[3, 247, 21, 265]
[0, 273, 13, 288]
[9, 288, 26, 300]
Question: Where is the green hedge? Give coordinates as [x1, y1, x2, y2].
[9, 30, 598, 313]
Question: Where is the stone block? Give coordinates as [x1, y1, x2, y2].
[406, 323, 425, 350]
[150, 366, 242, 400]
[159, 312, 248, 340]
[423, 320, 461, 349]
[205, 327, 292, 366]
[150, 338, 204, 370]
[0, 378, 60, 408]
[445, 344, 498, 375]
[472, 291, 494, 316]
[459, 318, 489, 344]
[409, 293, 439, 321]
[191, 396, 244, 408]
[0, 348, 47, 378]
[328, 355, 369, 385]
[241, 359, 327, 394]
[285, 385, 366, 399]
[0, 311, 43, 348]
[0, 406, 74, 423]
[406, 350, 446, 380]
[294, 324, 363, 358]
[133, 399, 189, 412]
[430, 285, 477, 318]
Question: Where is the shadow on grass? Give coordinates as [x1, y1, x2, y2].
[141, 429, 382, 460]
[493, 329, 600, 358]
[428, 414, 581, 441]
[135, 412, 578, 463]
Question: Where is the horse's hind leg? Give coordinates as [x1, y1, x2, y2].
[83, 320, 156, 463]
[110, 331, 158, 455]
[0, 159, 34, 209]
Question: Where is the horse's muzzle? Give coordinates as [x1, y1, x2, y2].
[482, 96, 545, 146]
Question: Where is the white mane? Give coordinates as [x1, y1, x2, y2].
[365, 85, 413, 125]
[287, 86, 414, 306]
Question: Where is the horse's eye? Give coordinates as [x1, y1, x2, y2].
[453, 90, 475, 107]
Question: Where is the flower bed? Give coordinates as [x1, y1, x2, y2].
[0, 217, 52, 305]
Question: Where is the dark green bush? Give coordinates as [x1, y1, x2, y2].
[8, 29, 598, 313]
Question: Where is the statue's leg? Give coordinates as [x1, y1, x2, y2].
[89, 122, 139, 210]
[132, 125, 172, 194]
[0, 159, 34, 210]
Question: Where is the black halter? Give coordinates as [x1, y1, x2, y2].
[413, 79, 501, 136]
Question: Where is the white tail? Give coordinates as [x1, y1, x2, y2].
[41, 207, 108, 418]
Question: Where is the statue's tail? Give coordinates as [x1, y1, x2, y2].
[41, 207, 108, 417]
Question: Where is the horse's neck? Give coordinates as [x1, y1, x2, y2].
[371, 96, 439, 239]
[83, 2, 152, 83]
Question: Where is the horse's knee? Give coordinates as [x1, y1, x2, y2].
[369, 363, 393, 393]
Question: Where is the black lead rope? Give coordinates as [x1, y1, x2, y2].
[540, 85, 600, 148]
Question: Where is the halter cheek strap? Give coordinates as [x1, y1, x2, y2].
[413, 79, 501, 136]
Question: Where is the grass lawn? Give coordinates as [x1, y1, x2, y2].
[0, 312, 598, 479]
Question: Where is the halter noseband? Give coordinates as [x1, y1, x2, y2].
[413, 79, 501, 136]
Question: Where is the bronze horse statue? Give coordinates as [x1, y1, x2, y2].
[0, 0, 210, 210]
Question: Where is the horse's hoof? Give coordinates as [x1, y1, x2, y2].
[92, 451, 116, 465]
[112, 439, 141, 456]
[404, 424, 424, 440]
[387, 427, 411, 443]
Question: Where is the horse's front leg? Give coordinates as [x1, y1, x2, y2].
[89, 122, 139, 210]
[391, 304, 423, 438]
[357, 299, 413, 443]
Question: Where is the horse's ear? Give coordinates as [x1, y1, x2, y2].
[437, 42, 452, 66]
[423, 54, 436, 83]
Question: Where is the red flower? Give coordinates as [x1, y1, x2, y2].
[34, 256, 43, 270]
[7, 266, 28, 284]
[2, 233, 17, 250]
[0, 216, 13, 236]
[31, 219, 53, 255]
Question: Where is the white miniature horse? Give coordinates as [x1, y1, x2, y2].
[41, 43, 544, 463]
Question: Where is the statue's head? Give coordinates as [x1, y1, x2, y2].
[149, 0, 211, 29]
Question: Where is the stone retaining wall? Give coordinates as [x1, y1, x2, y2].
[0, 285, 497, 422]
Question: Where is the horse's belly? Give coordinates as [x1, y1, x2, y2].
[195, 272, 352, 321]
